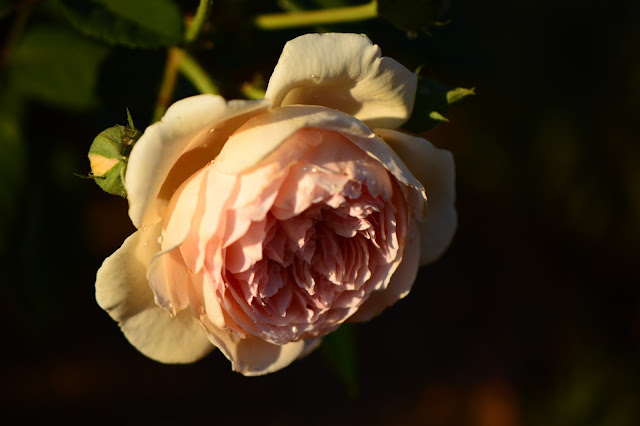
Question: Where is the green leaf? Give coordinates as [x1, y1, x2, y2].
[322, 324, 360, 399]
[9, 26, 110, 109]
[404, 77, 475, 132]
[377, 0, 449, 33]
[54, 0, 183, 48]
[0, 88, 26, 255]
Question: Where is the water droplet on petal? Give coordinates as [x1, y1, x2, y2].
[143, 241, 148, 247]
[157, 235, 164, 244]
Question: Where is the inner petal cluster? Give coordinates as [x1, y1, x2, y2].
[222, 179, 404, 344]
[161, 129, 410, 345]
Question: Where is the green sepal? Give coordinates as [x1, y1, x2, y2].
[429, 110, 449, 122]
[86, 115, 141, 197]
[404, 77, 475, 132]
[446, 87, 476, 104]
[91, 159, 127, 197]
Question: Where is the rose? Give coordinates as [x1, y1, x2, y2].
[95, 33, 456, 375]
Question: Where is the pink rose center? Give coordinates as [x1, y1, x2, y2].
[164, 128, 410, 345]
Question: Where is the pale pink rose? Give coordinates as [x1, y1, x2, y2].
[96, 33, 456, 375]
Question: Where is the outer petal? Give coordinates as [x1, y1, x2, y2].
[214, 105, 372, 173]
[126, 95, 270, 228]
[265, 33, 417, 129]
[201, 319, 320, 376]
[375, 128, 457, 265]
[95, 222, 213, 363]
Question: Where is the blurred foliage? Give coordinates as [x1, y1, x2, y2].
[54, 0, 184, 48]
[0, 0, 15, 18]
[1, 0, 639, 425]
[377, 0, 450, 33]
[279, 0, 357, 11]
[8, 25, 109, 108]
[322, 323, 360, 399]
[0, 88, 25, 256]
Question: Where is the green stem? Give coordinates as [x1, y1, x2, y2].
[255, 0, 377, 30]
[178, 48, 219, 95]
[152, 1, 217, 123]
[184, 0, 213, 43]
[152, 47, 183, 123]
[241, 83, 266, 100]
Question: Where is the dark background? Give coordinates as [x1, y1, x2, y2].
[1, 0, 639, 424]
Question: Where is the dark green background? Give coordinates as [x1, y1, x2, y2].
[1, 0, 639, 424]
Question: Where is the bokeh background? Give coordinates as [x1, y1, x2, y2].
[1, 0, 639, 424]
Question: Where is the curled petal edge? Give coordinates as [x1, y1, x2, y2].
[375, 128, 457, 265]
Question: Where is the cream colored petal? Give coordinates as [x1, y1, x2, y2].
[214, 105, 422, 204]
[213, 105, 373, 174]
[126, 95, 270, 228]
[348, 218, 420, 322]
[375, 128, 457, 265]
[161, 165, 208, 253]
[202, 321, 320, 376]
[265, 33, 417, 129]
[95, 222, 213, 363]
[216, 105, 427, 221]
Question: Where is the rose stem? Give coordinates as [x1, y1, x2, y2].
[152, 47, 183, 123]
[254, 0, 377, 30]
[184, 0, 213, 44]
[177, 49, 219, 95]
[152, 0, 216, 122]
[240, 82, 266, 100]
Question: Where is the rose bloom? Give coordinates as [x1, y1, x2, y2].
[96, 33, 456, 375]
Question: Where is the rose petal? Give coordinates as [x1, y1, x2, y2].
[95, 222, 213, 363]
[348, 217, 420, 322]
[202, 323, 321, 376]
[162, 165, 208, 253]
[375, 128, 457, 265]
[214, 103, 427, 215]
[213, 105, 373, 175]
[126, 95, 270, 228]
[265, 33, 417, 129]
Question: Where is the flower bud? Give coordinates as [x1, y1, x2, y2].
[88, 122, 140, 197]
